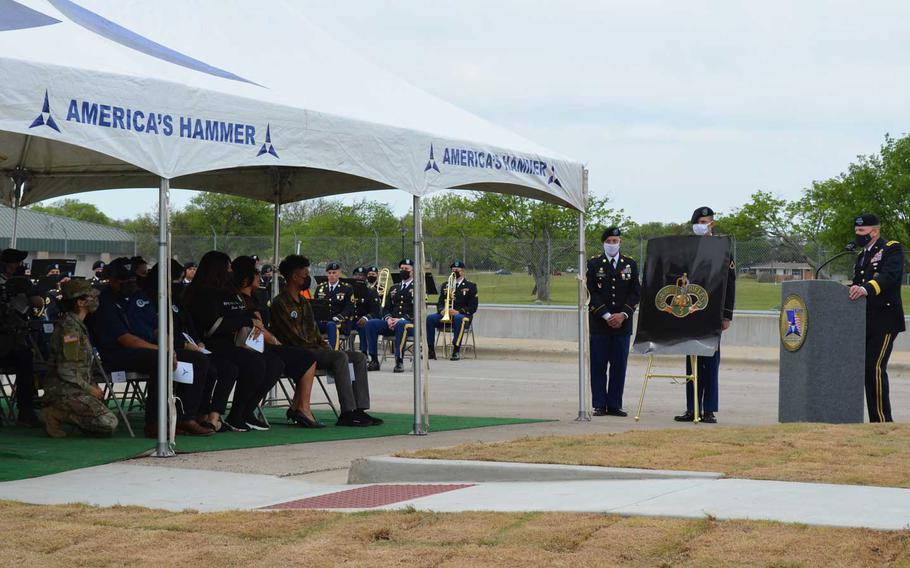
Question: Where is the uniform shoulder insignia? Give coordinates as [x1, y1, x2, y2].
[589, 255, 599, 260]
[730, 260, 736, 269]
[63, 333, 79, 344]
[887, 240, 900, 247]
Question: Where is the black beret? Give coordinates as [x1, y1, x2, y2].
[183, 261, 197, 269]
[691, 206, 715, 224]
[600, 227, 621, 241]
[367, 265, 379, 273]
[251, 255, 260, 261]
[854, 213, 880, 227]
[325, 262, 341, 271]
[261, 264, 273, 273]
[353, 266, 366, 275]
[450, 260, 465, 268]
[102, 257, 135, 280]
[399, 258, 414, 267]
[0, 248, 28, 263]
[92, 260, 105, 270]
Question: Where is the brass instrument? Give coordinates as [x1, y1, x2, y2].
[440, 271, 457, 323]
[377, 267, 392, 308]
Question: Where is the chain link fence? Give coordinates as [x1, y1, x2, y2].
[130, 233, 886, 306]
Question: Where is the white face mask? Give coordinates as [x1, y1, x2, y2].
[603, 243, 620, 257]
[692, 223, 711, 236]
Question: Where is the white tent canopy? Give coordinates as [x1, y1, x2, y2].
[0, 0, 591, 453]
[0, 0, 584, 209]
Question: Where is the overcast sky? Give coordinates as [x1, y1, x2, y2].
[49, 0, 910, 224]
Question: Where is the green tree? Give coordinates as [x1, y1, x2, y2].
[30, 199, 115, 226]
[172, 193, 273, 236]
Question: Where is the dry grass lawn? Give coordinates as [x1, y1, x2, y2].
[2, 500, 908, 567]
[402, 423, 910, 488]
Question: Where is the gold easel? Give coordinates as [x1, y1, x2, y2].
[634, 354, 700, 423]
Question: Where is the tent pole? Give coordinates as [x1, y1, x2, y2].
[154, 177, 175, 457]
[411, 195, 427, 435]
[272, 181, 282, 299]
[576, 169, 591, 422]
[10, 181, 21, 249]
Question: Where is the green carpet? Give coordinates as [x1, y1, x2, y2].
[0, 407, 547, 482]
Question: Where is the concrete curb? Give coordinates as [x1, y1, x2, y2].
[347, 456, 724, 484]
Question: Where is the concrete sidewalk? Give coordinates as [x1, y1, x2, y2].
[1, 462, 908, 530]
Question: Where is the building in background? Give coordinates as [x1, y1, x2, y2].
[743, 261, 813, 283]
[0, 206, 136, 277]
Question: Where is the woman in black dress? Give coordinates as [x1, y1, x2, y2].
[231, 256, 323, 428]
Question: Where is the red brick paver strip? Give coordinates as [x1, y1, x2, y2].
[263, 484, 474, 510]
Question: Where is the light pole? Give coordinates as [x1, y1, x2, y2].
[372, 227, 380, 266]
[399, 220, 406, 259]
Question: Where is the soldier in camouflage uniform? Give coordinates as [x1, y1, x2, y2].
[41, 279, 118, 438]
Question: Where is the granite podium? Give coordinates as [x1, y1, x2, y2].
[778, 280, 865, 423]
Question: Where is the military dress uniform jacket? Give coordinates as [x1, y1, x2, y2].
[587, 254, 641, 336]
[435, 279, 479, 316]
[355, 285, 381, 320]
[852, 238, 906, 336]
[314, 281, 355, 322]
[384, 281, 415, 320]
[44, 312, 94, 397]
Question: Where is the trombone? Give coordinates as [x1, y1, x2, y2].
[441, 271, 457, 323]
[377, 267, 392, 308]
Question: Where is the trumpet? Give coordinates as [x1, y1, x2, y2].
[377, 267, 392, 308]
[441, 271, 457, 323]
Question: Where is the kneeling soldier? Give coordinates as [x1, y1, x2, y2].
[42, 280, 118, 438]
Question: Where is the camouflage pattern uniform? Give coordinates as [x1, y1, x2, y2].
[43, 311, 118, 436]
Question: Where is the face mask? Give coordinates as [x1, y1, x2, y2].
[603, 243, 620, 257]
[367, 276, 377, 284]
[400, 270, 411, 280]
[853, 233, 873, 248]
[692, 223, 710, 236]
[301, 275, 312, 290]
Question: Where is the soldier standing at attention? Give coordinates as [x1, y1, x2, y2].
[587, 228, 640, 417]
[848, 213, 904, 422]
[675, 206, 736, 424]
[42, 279, 118, 438]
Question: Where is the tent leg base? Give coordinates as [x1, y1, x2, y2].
[152, 444, 175, 458]
[575, 411, 592, 422]
[409, 427, 428, 436]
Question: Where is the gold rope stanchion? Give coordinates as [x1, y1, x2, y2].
[634, 354, 700, 423]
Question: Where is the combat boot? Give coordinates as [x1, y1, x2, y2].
[41, 407, 68, 438]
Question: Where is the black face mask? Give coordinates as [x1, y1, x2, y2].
[301, 275, 312, 290]
[399, 270, 410, 281]
[367, 276, 377, 284]
[853, 233, 873, 248]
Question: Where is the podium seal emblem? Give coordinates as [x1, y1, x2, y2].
[655, 273, 709, 318]
[780, 294, 808, 352]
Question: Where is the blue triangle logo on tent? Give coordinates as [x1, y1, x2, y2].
[424, 144, 440, 172]
[29, 90, 60, 132]
[547, 165, 562, 188]
[257, 124, 278, 158]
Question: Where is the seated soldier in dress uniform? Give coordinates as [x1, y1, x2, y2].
[365, 258, 415, 373]
[848, 213, 905, 423]
[314, 262, 354, 350]
[41, 279, 118, 438]
[91, 260, 106, 289]
[427, 260, 478, 361]
[351, 266, 381, 356]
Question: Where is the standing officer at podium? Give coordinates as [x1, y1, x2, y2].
[848, 213, 904, 422]
[675, 206, 736, 424]
[587, 227, 640, 417]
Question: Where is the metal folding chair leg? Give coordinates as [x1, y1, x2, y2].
[92, 355, 135, 438]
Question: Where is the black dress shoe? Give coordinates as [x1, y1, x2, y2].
[701, 412, 717, 423]
[367, 359, 380, 372]
[606, 408, 628, 417]
[393, 359, 404, 373]
[336, 410, 372, 427]
[286, 408, 326, 428]
[355, 409, 383, 426]
[674, 411, 695, 422]
[428, 349, 437, 360]
[592, 408, 607, 416]
[450, 350, 461, 361]
[17, 411, 42, 428]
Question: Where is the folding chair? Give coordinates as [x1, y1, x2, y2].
[91, 352, 136, 437]
[0, 367, 16, 425]
[381, 324, 415, 364]
[261, 372, 339, 419]
[436, 320, 477, 359]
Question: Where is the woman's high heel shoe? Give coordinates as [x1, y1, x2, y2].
[286, 408, 325, 428]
